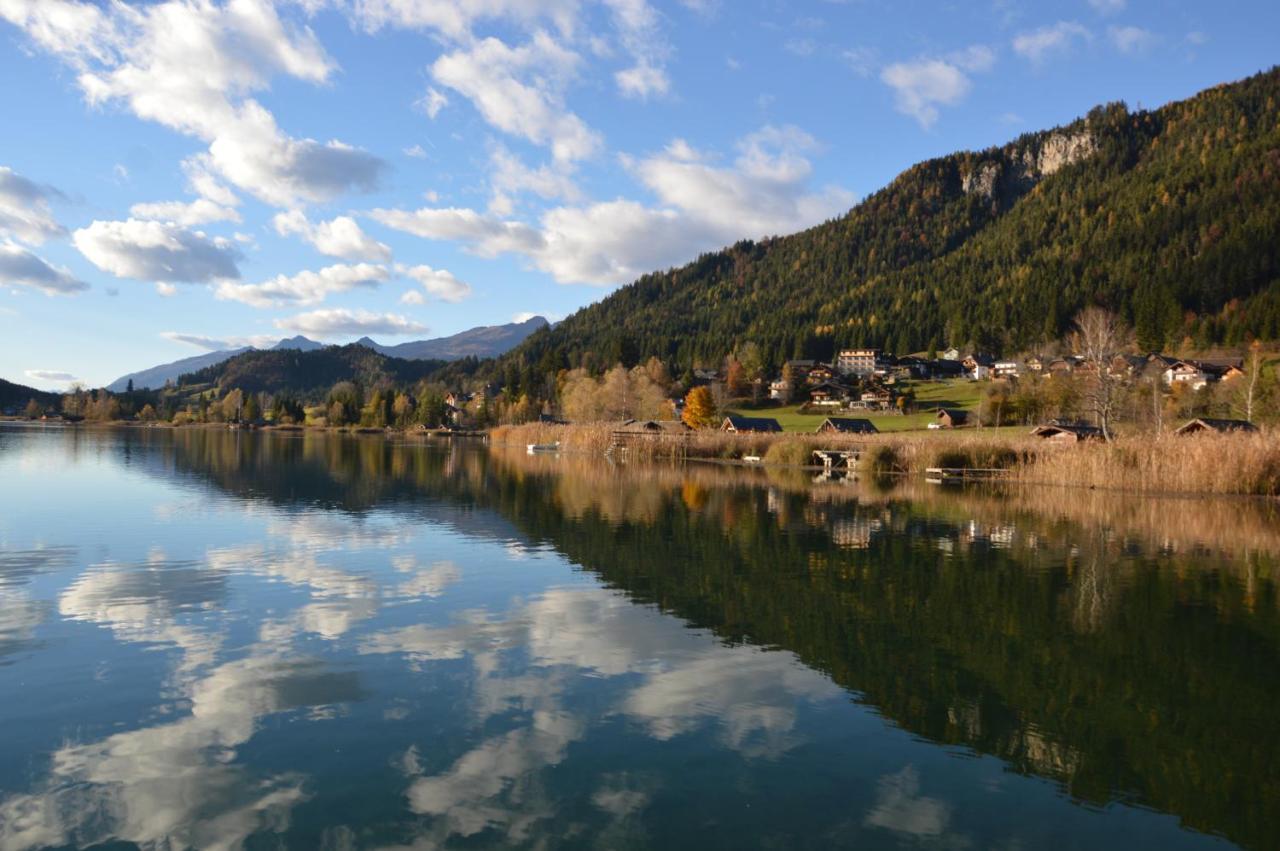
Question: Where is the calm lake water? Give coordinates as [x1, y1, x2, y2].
[1, 424, 1277, 850]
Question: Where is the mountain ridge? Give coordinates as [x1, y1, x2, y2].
[107, 316, 549, 391]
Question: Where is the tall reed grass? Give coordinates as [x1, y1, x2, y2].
[489, 422, 1280, 496]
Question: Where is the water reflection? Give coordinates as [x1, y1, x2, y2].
[0, 425, 1276, 849]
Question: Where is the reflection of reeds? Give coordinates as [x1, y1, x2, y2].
[488, 445, 1280, 572]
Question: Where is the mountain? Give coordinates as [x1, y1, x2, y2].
[108, 318, 547, 392]
[472, 67, 1280, 385]
[107, 347, 253, 392]
[272, 335, 325, 352]
[0, 378, 61, 412]
[176, 345, 446, 397]
[353, 316, 550, 361]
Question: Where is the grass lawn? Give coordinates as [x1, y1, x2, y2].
[729, 379, 991, 434]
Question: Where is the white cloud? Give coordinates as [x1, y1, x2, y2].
[129, 198, 241, 227]
[0, 166, 65, 244]
[399, 290, 425, 305]
[1108, 25, 1155, 53]
[274, 308, 428, 339]
[403, 144, 428, 159]
[215, 263, 390, 308]
[0, 241, 88, 295]
[1087, 0, 1126, 14]
[72, 219, 241, 284]
[397, 264, 472, 303]
[879, 46, 994, 129]
[841, 46, 878, 77]
[616, 61, 669, 98]
[24, 369, 80, 383]
[1013, 21, 1092, 64]
[368, 206, 545, 257]
[272, 210, 392, 261]
[416, 86, 449, 119]
[488, 144, 581, 213]
[373, 125, 852, 287]
[431, 33, 600, 163]
[160, 331, 278, 351]
[1, 0, 384, 207]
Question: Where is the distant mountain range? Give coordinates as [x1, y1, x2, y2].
[107, 316, 548, 391]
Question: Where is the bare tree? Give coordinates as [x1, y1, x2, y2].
[1069, 306, 1134, 441]
[1245, 340, 1262, 423]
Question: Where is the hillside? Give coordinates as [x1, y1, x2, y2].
[476, 67, 1280, 387]
[356, 316, 549, 361]
[177, 345, 446, 397]
[110, 318, 548, 392]
[0, 378, 61, 412]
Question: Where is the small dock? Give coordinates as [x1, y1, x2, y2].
[925, 467, 1012, 484]
[812, 448, 862, 470]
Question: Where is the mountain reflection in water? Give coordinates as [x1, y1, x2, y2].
[0, 424, 1275, 850]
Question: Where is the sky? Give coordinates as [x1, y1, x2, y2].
[1, 0, 1277, 390]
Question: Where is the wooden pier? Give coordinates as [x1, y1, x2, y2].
[812, 448, 863, 470]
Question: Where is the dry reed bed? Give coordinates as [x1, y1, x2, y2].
[491, 422, 1280, 497]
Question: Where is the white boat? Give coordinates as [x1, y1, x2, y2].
[527, 441, 561, 454]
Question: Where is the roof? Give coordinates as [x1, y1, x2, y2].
[721, 415, 783, 433]
[817, 418, 879, 434]
[1174, 418, 1259, 435]
[936, 408, 969, 422]
[1031, 423, 1104, 439]
[615, 419, 689, 434]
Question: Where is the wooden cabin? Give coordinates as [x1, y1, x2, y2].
[1030, 423, 1104, 443]
[1174, 418, 1258, 436]
[934, 408, 969, 429]
[721, 415, 783, 434]
[816, 418, 879, 435]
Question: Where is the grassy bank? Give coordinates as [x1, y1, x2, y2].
[490, 421, 1280, 497]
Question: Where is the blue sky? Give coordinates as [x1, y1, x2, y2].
[1, 0, 1276, 390]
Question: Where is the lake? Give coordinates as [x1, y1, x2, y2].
[1, 424, 1277, 850]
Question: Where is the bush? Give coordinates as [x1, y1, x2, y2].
[863, 444, 905, 474]
[764, 440, 812, 466]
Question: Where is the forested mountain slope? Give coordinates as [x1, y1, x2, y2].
[179, 346, 446, 397]
[483, 67, 1280, 386]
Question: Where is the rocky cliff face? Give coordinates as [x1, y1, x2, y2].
[961, 130, 1096, 201]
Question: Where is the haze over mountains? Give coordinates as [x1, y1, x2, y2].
[107, 317, 549, 391]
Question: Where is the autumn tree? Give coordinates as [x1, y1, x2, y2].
[23, 398, 41, 419]
[1069, 306, 1134, 441]
[682, 386, 718, 429]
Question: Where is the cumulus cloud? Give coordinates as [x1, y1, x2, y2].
[214, 263, 390, 308]
[396, 264, 473, 303]
[274, 308, 427, 339]
[431, 33, 600, 163]
[0, 241, 88, 295]
[73, 219, 241, 284]
[0, 166, 66, 244]
[1013, 21, 1092, 64]
[272, 210, 392, 261]
[372, 125, 852, 287]
[24, 369, 80, 384]
[1, 0, 385, 207]
[130, 198, 241, 227]
[880, 46, 995, 129]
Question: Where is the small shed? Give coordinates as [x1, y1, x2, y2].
[935, 408, 969, 429]
[817, 418, 879, 435]
[1030, 423, 1104, 443]
[721, 415, 783, 434]
[1174, 418, 1258, 436]
[614, 419, 690, 435]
